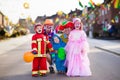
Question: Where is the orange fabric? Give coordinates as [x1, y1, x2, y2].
[44, 19, 53, 25]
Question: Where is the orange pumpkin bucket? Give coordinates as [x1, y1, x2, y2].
[23, 51, 34, 63]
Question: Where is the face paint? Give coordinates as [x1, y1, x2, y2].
[74, 21, 81, 29]
[54, 37, 59, 43]
[64, 28, 71, 35]
[44, 25, 53, 33]
[35, 26, 43, 33]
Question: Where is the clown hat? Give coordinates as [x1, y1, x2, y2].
[44, 19, 54, 25]
[59, 20, 74, 31]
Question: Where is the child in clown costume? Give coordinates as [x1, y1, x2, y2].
[53, 20, 74, 73]
[64, 18, 92, 76]
[59, 20, 74, 43]
[31, 23, 54, 77]
[51, 34, 67, 74]
[43, 19, 56, 73]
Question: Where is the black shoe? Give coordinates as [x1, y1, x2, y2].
[49, 67, 55, 73]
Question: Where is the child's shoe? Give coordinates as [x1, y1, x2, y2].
[49, 67, 55, 73]
[32, 74, 39, 77]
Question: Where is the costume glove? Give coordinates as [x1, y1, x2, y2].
[31, 50, 37, 54]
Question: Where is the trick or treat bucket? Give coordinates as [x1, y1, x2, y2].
[23, 51, 34, 63]
[58, 47, 66, 60]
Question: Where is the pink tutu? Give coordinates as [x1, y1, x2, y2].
[64, 30, 92, 76]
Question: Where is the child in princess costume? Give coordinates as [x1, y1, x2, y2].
[64, 18, 92, 76]
[31, 23, 54, 77]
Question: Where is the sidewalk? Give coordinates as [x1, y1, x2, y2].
[0, 34, 33, 54]
[88, 38, 120, 56]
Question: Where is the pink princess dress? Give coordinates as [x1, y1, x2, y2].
[64, 29, 92, 76]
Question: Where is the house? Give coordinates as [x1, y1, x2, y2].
[0, 11, 5, 29]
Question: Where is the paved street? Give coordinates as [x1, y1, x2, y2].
[0, 34, 120, 80]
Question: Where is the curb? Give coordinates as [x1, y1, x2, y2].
[95, 46, 120, 56]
